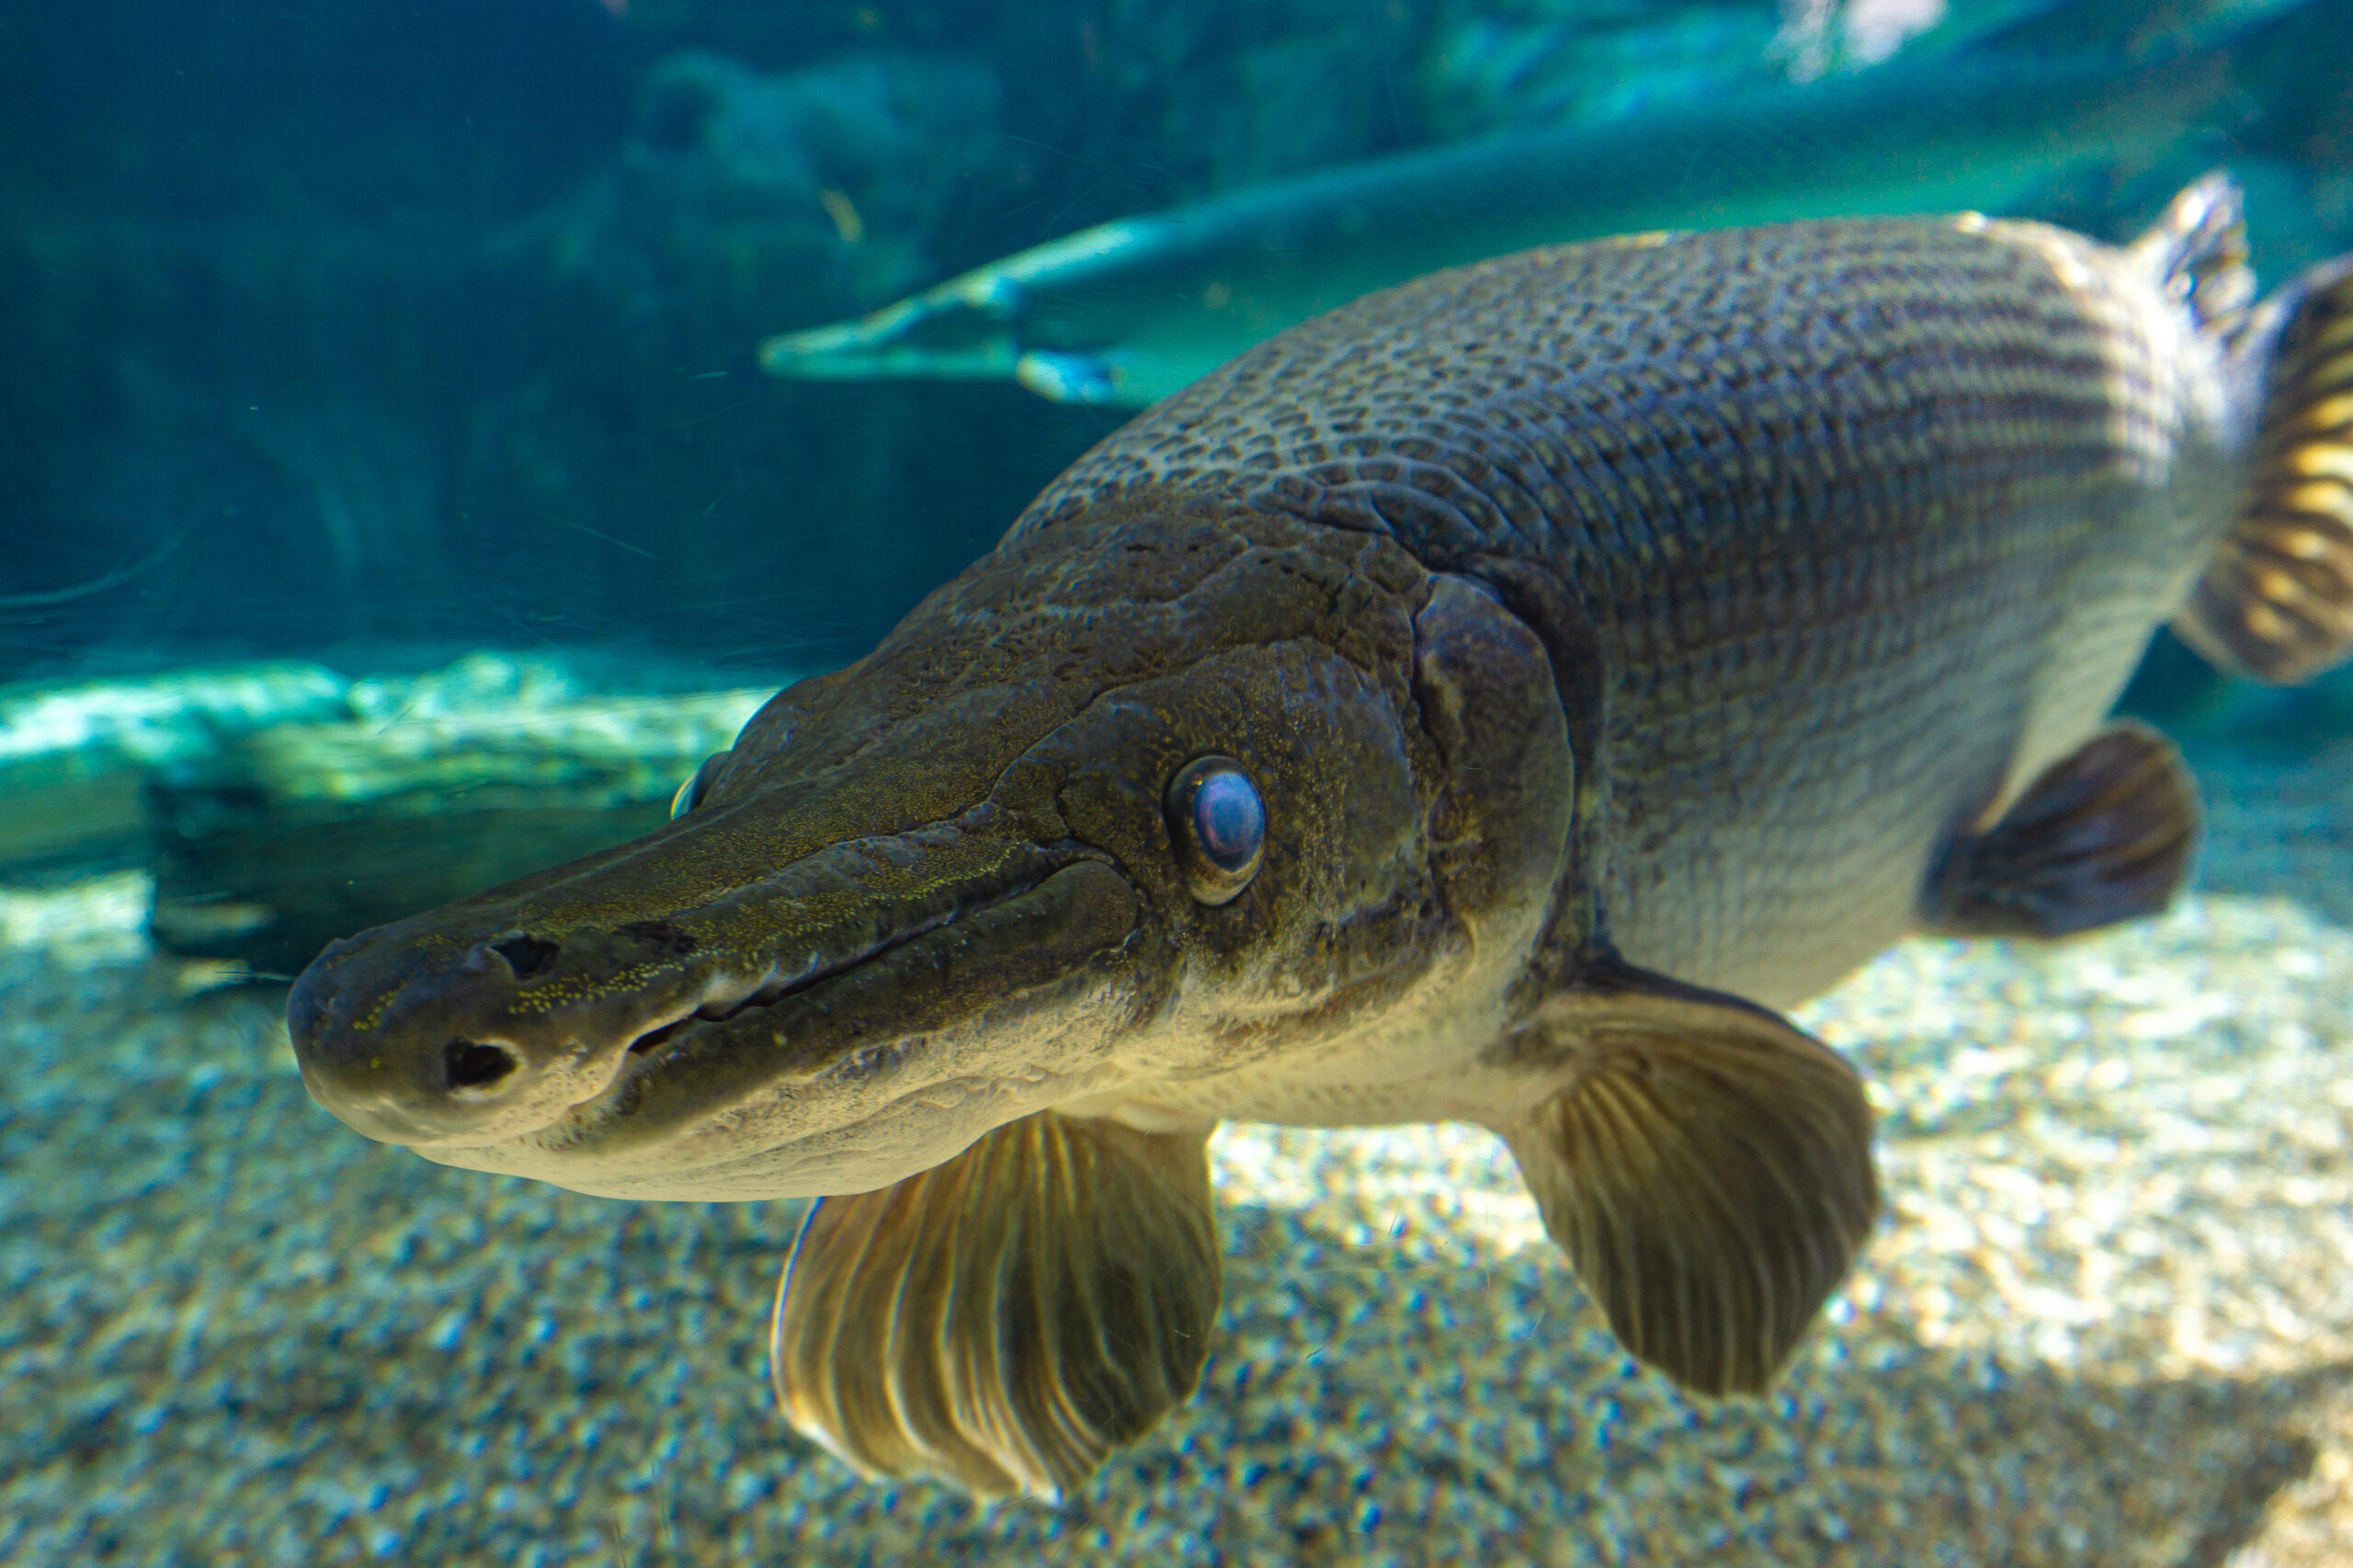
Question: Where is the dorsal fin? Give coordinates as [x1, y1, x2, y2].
[2129, 171, 2254, 343]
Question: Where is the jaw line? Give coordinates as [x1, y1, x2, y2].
[606, 868, 1064, 1096]
[386, 859, 1075, 1155]
[503, 853, 1142, 1166]
[384, 848, 1154, 1197]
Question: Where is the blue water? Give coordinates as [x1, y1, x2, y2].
[7, 0, 2346, 690]
[6, 2, 2353, 1562]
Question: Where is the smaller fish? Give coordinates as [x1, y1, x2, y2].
[756, 38, 2271, 406]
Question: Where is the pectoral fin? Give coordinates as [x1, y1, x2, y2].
[1926, 721, 2197, 938]
[1498, 966, 1878, 1397]
[770, 1109, 1222, 1501]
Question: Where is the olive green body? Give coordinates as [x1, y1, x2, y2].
[290, 208, 2253, 1198]
[1023, 214, 2237, 1033]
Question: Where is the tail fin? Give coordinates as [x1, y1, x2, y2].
[2173, 251, 2353, 685]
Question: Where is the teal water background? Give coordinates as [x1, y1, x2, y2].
[5, 2, 2353, 1562]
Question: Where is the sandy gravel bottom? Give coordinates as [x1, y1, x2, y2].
[3, 744, 2350, 1565]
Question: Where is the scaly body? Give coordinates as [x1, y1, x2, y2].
[1022, 211, 2237, 1061]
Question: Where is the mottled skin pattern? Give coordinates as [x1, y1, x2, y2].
[291, 209, 2254, 1187]
[1021, 216, 2239, 1032]
[291, 499, 1546, 1196]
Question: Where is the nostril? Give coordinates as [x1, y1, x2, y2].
[490, 935, 561, 980]
[444, 1040, 518, 1090]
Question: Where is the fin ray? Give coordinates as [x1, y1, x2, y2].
[1498, 967, 1878, 1398]
[1927, 720, 2197, 939]
[771, 1110, 1222, 1500]
[2178, 253, 2353, 683]
[2130, 171, 2253, 341]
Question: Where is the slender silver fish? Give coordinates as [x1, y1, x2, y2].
[757, 43, 2260, 406]
[291, 176, 2353, 1500]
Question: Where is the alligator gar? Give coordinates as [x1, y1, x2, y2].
[755, 40, 2273, 407]
[290, 175, 2353, 1501]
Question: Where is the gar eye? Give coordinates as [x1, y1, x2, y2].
[1164, 756, 1266, 904]
[669, 749, 733, 820]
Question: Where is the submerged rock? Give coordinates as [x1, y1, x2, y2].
[0, 664, 348, 872]
[143, 656, 771, 975]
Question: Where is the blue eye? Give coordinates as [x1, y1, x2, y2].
[1165, 756, 1265, 903]
[1192, 770, 1265, 870]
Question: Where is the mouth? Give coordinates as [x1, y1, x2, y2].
[610, 868, 1060, 1084]
[508, 856, 1144, 1163]
[290, 792, 1147, 1191]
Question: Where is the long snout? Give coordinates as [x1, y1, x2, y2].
[286, 800, 1146, 1197]
[288, 904, 747, 1148]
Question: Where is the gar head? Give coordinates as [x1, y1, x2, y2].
[286, 493, 1575, 1199]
